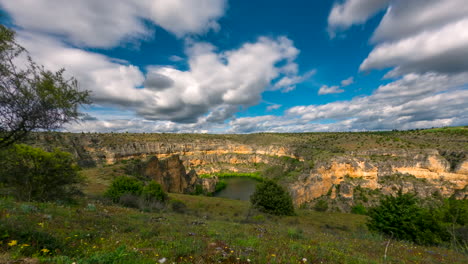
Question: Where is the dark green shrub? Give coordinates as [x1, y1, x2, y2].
[0, 144, 82, 201]
[214, 180, 227, 193]
[351, 204, 368, 215]
[250, 180, 295, 216]
[142, 181, 167, 202]
[367, 192, 449, 245]
[170, 199, 187, 213]
[314, 199, 328, 212]
[104, 176, 143, 203]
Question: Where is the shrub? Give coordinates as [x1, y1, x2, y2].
[104, 176, 143, 203]
[250, 180, 295, 216]
[142, 181, 167, 202]
[0, 144, 82, 201]
[351, 204, 367, 215]
[170, 199, 187, 213]
[314, 199, 328, 212]
[367, 191, 449, 245]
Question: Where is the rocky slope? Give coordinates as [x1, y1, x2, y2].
[26, 130, 468, 206]
[142, 155, 218, 194]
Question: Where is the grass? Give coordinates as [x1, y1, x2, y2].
[1, 193, 467, 263]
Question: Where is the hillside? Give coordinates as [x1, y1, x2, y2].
[24, 127, 468, 211]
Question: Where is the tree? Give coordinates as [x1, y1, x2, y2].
[367, 191, 448, 245]
[250, 180, 295, 216]
[0, 144, 83, 201]
[0, 25, 89, 148]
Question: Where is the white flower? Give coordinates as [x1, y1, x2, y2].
[158, 257, 167, 263]
[302, 258, 307, 262]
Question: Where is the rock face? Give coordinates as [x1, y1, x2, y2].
[142, 155, 218, 194]
[290, 149, 468, 206]
[27, 133, 468, 206]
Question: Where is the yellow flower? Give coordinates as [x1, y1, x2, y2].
[38, 222, 44, 228]
[271, 254, 276, 257]
[8, 240, 17, 247]
[21, 244, 30, 247]
[41, 248, 50, 253]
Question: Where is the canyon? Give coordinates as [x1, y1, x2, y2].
[28, 129, 468, 208]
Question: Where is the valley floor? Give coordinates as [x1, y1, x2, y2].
[1, 193, 467, 264]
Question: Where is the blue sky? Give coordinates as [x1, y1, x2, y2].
[1, 0, 467, 133]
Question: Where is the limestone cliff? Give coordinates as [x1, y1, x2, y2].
[290, 149, 468, 207]
[26, 132, 468, 206]
[142, 155, 218, 194]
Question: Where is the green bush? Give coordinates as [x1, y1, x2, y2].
[367, 192, 449, 245]
[104, 176, 143, 203]
[170, 199, 187, 213]
[314, 199, 328, 212]
[142, 181, 167, 202]
[0, 144, 82, 201]
[250, 180, 295, 216]
[351, 204, 367, 215]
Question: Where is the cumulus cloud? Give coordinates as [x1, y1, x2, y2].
[318, 85, 344, 95]
[340, 76, 354, 87]
[0, 0, 227, 48]
[329, 0, 468, 77]
[266, 104, 282, 111]
[328, 0, 389, 36]
[361, 18, 468, 76]
[289, 72, 468, 130]
[17, 33, 303, 124]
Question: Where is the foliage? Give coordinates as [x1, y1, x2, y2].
[250, 180, 295, 216]
[170, 199, 187, 213]
[351, 204, 368, 215]
[0, 25, 90, 148]
[0, 144, 82, 201]
[367, 191, 451, 245]
[314, 199, 329, 212]
[104, 176, 143, 203]
[214, 180, 227, 193]
[142, 181, 168, 202]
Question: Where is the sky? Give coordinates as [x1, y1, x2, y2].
[1, 0, 467, 133]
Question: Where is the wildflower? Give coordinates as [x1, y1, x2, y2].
[8, 240, 17, 247]
[158, 257, 167, 263]
[271, 254, 276, 257]
[38, 222, 44, 228]
[302, 258, 307, 262]
[20, 244, 30, 248]
[247, 259, 251, 262]
[230, 250, 234, 253]
[41, 248, 50, 254]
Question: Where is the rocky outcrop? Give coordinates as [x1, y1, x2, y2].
[142, 155, 218, 194]
[290, 149, 468, 206]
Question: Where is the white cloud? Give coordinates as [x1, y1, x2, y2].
[17, 33, 303, 124]
[318, 85, 344, 95]
[340, 76, 354, 87]
[328, 0, 389, 36]
[0, 0, 227, 48]
[361, 18, 468, 76]
[372, 0, 468, 42]
[169, 55, 184, 62]
[289, 72, 468, 130]
[329, 0, 468, 77]
[266, 104, 282, 111]
[272, 69, 316, 93]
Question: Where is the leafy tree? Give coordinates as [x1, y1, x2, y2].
[250, 180, 295, 216]
[104, 176, 143, 203]
[314, 199, 329, 212]
[0, 144, 83, 201]
[142, 181, 168, 202]
[367, 191, 448, 245]
[0, 25, 89, 148]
